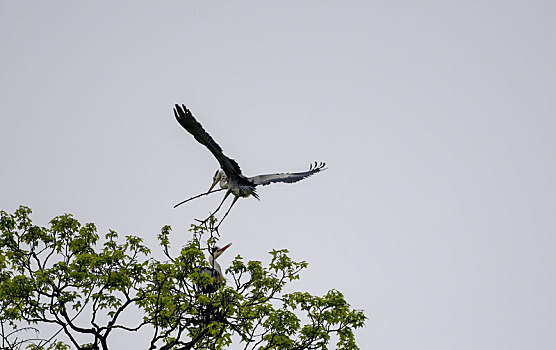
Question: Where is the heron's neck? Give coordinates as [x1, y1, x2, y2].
[208, 256, 222, 275]
[219, 177, 229, 189]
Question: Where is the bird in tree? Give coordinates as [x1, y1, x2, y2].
[199, 243, 232, 293]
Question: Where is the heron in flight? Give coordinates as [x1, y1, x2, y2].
[173, 104, 326, 222]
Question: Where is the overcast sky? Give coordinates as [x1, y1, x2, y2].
[1, 1, 555, 349]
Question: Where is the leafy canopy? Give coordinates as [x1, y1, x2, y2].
[0, 206, 365, 350]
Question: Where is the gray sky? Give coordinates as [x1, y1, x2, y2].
[1, 1, 555, 349]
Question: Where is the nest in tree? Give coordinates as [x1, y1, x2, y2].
[197, 267, 224, 293]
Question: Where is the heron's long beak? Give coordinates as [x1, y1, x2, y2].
[217, 242, 232, 253]
[208, 178, 219, 192]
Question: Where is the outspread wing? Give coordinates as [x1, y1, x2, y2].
[250, 162, 327, 186]
[174, 104, 243, 179]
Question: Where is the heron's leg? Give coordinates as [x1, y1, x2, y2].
[200, 190, 232, 227]
[216, 195, 240, 229]
[212, 190, 231, 215]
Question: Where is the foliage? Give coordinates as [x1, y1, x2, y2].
[0, 206, 365, 350]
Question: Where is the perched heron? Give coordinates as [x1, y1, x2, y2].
[199, 243, 232, 292]
[173, 104, 326, 222]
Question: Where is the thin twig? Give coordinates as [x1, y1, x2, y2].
[174, 188, 226, 208]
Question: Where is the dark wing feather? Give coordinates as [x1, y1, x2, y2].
[250, 162, 327, 186]
[174, 104, 244, 179]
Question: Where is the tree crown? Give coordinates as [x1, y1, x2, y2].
[0, 206, 365, 350]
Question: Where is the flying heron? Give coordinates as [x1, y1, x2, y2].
[173, 104, 326, 222]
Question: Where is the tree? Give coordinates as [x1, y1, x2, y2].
[0, 206, 365, 350]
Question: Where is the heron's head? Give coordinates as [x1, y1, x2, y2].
[210, 242, 232, 260]
[208, 169, 226, 191]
